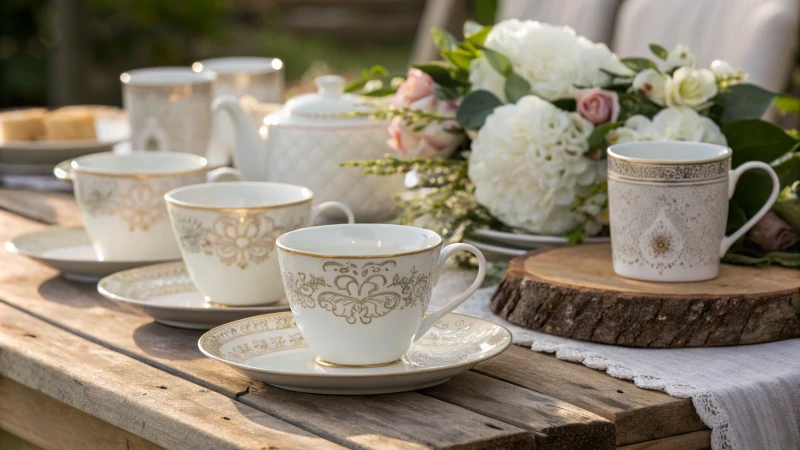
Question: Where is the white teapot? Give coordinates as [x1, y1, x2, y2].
[212, 75, 405, 222]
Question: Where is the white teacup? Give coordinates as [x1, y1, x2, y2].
[165, 182, 354, 306]
[608, 141, 779, 282]
[276, 224, 487, 367]
[56, 152, 208, 260]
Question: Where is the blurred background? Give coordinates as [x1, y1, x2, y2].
[1, 0, 798, 109]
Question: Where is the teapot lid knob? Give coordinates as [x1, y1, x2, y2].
[315, 75, 345, 96]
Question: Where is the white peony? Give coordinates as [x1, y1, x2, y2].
[468, 20, 632, 102]
[665, 44, 696, 70]
[632, 69, 670, 106]
[664, 67, 718, 110]
[469, 96, 598, 234]
[609, 107, 727, 145]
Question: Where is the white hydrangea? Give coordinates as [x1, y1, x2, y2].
[468, 20, 632, 102]
[610, 107, 727, 145]
[469, 96, 598, 234]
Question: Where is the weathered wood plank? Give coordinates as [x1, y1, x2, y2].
[0, 376, 164, 450]
[0, 303, 342, 450]
[0, 187, 80, 225]
[473, 346, 707, 446]
[617, 430, 711, 450]
[0, 210, 536, 449]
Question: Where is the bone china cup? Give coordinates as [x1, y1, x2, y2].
[276, 224, 488, 367]
[58, 152, 208, 260]
[165, 182, 354, 306]
[607, 141, 779, 282]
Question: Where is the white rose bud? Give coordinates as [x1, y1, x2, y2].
[710, 60, 736, 79]
[665, 44, 696, 70]
[632, 69, 669, 106]
[664, 67, 718, 110]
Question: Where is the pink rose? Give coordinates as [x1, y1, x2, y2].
[574, 88, 620, 125]
[749, 211, 798, 252]
[387, 97, 462, 159]
[391, 68, 434, 109]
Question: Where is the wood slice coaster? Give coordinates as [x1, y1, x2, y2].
[491, 244, 800, 348]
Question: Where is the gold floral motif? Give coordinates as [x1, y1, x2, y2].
[200, 313, 297, 357]
[113, 181, 166, 231]
[176, 214, 286, 269]
[650, 234, 672, 257]
[282, 260, 431, 325]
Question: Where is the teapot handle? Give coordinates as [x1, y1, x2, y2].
[206, 167, 243, 183]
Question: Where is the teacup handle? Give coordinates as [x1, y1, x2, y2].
[54, 159, 74, 181]
[414, 243, 486, 341]
[207, 167, 243, 182]
[720, 161, 780, 257]
[312, 202, 355, 224]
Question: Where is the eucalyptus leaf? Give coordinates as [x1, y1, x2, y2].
[456, 90, 503, 130]
[504, 73, 531, 103]
[722, 119, 798, 167]
[649, 43, 669, 60]
[481, 46, 512, 76]
[721, 84, 778, 123]
[620, 57, 658, 73]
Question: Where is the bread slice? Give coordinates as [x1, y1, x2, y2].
[44, 107, 97, 141]
[0, 108, 47, 141]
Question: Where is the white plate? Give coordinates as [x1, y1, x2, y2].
[469, 228, 610, 249]
[463, 239, 526, 259]
[0, 108, 130, 166]
[98, 262, 290, 329]
[5, 226, 177, 283]
[199, 311, 511, 395]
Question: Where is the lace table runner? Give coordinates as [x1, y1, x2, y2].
[432, 270, 800, 450]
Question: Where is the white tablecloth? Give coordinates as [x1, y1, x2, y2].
[432, 270, 800, 450]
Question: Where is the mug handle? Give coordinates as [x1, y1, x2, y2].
[414, 243, 486, 341]
[720, 161, 780, 257]
[312, 202, 355, 224]
[54, 159, 74, 181]
[207, 167, 243, 183]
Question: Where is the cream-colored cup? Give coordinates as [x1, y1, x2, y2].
[608, 141, 779, 282]
[55, 152, 208, 260]
[121, 67, 216, 155]
[276, 224, 487, 367]
[165, 182, 354, 306]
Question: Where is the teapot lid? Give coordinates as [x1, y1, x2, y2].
[268, 75, 381, 128]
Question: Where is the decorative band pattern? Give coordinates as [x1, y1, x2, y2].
[608, 156, 730, 182]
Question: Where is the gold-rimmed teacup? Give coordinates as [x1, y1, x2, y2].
[56, 152, 208, 261]
[165, 181, 354, 306]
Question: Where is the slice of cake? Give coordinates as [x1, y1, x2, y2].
[0, 108, 47, 141]
[44, 107, 97, 141]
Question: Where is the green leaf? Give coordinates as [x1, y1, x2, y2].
[721, 84, 778, 123]
[431, 28, 458, 55]
[587, 121, 623, 150]
[443, 50, 475, 71]
[565, 228, 585, 245]
[765, 252, 800, 267]
[466, 25, 492, 47]
[722, 119, 798, 167]
[649, 43, 669, 60]
[775, 153, 800, 188]
[360, 88, 397, 97]
[552, 98, 577, 111]
[412, 63, 466, 88]
[620, 57, 658, 73]
[504, 73, 531, 103]
[722, 252, 772, 267]
[456, 90, 503, 130]
[726, 200, 748, 235]
[343, 78, 369, 93]
[481, 46, 512, 76]
[774, 95, 800, 114]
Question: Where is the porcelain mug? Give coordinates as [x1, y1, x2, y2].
[165, 182, 354, 306]
[55, 152, 208, 260]
[121, 67, 216, 155]
[276, 224, 487, 367]
[607, 141, 779, 282]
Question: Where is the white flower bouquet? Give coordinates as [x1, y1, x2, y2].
[344, 19, 800, 267]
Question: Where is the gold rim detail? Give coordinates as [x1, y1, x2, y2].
[315, 358, 402, 368]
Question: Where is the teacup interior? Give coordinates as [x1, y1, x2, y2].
[121, 67, 215, 85]
[166, 182, 312, 209]
[609, 141, 731, 162]
[278, 224, 442, 257]
[73, 152, 207, 175]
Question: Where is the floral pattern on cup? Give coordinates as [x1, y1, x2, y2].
[173, 213, 300, 269]
[281, 260, 432, 325]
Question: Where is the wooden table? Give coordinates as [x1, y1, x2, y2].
[0, 187, 711, 450]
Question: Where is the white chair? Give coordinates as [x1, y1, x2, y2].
[612, 0, 800, 92]
[497, 0, 622, 43]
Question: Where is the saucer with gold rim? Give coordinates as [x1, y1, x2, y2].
[198, 311, 512, 395]
[98, 261, 289, 329]
[5, 226, 177, 283]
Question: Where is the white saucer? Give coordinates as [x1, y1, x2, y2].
[5, 226, 178, 283]
[199, 312, 512, 395]
[98, 262, 290, 329]
[469, 228, 610, 249]
[464, 239, 526, 261]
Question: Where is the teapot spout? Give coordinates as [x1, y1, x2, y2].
[212, 95, 265, 181]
